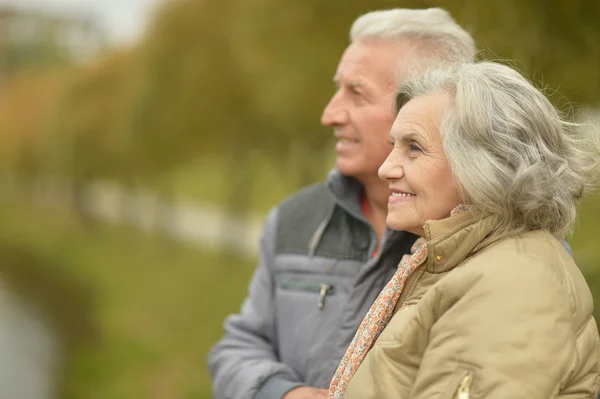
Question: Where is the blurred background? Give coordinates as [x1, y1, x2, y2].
[0, 0, 598, 397]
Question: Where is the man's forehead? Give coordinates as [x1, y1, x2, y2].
[333, 61, 388, 90]
[335, 41, 408, 87]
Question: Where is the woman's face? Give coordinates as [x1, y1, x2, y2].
[378, 92, 463, 237]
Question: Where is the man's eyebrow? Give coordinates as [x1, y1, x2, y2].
[332, 77, 366, 88]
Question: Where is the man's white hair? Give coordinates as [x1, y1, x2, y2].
[350, 8, 476, 63]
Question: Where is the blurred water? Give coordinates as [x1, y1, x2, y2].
[0, 280, 59, 399]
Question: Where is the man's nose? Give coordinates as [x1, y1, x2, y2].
[321, 93, 349, 127]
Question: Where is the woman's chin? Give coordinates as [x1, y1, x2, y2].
[386, 219, 423, 236]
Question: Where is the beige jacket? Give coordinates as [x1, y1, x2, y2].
[344, 211, 600, 399]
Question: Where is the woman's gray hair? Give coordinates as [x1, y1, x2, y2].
[396, 61, 600, 239]
[350, 8, 476, 63]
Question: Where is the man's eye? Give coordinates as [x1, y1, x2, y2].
[388, 140, 395, 146]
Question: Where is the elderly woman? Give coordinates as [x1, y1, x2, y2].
[328, 61, 600, 399]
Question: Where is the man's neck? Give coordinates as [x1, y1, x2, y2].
[360, 177, 390, 246]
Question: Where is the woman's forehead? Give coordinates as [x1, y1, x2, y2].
[391, 93, 449, 138]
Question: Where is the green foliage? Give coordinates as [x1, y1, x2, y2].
[7, 0, 596, 197]
[453, 0, 600, 106]
[126, 0, 600, 194]
[42, 51, 136, 182]
[0, 70, 65, 173]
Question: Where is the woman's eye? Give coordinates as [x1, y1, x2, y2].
[409, 143, 422, 152]
[388, 140, 395, 146]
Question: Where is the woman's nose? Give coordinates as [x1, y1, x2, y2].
[379, 150, 404, 181]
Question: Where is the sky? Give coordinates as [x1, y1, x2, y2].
[0, 0, 163, 45]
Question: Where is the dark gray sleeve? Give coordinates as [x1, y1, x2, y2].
[208, 208, 305, 399]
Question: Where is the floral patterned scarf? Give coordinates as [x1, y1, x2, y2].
[328, 204, 472, 399]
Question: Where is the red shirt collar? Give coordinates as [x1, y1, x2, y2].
[361, 191, 370, 220]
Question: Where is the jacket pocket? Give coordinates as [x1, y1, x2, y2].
[278, 280, 335, 309]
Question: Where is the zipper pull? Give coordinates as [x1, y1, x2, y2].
[456, 374, 471, 399]
[318, 283, 330, 309]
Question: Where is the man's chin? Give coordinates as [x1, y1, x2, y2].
[335, 159, 376, 181]
[335, 161, 360, 178]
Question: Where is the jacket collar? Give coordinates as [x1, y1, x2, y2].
[423, 208, 500, 273]
[324, 169, 414, 251]
[326, 168, 364, 219]
[307, 169, 367, 256]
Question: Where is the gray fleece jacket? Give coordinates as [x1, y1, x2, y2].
[208, 170, 418, 399]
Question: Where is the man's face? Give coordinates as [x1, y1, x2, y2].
[321, 39, 417, 182]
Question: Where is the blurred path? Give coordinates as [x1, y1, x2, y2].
[84, 182, 264, 257]
[0, 176, 263, 258]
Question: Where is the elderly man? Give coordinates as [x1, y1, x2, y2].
[209, 8, 476, 399]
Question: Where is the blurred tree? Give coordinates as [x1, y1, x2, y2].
[126, 0, 274, 218]
[0, 6, 106, 88]
[127, 0, 429, 215]
[42, 50, 135, 221]
[440, 0, 600, 106]
[0, 70, 65, 175]
[111, 0, 598, 221]
[46, 51, 134, 178]
[2, 0, 599, 218]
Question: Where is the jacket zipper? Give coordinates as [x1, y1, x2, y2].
[455, 373, 471, 399]
[397, 233, 428, 310]
[397, 265, 424, 311]
[317, 283, 330, 309]
[279, 281, 335, 309]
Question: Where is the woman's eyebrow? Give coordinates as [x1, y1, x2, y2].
[401, 132, 421, 141]
[390, 131, 423, 142]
